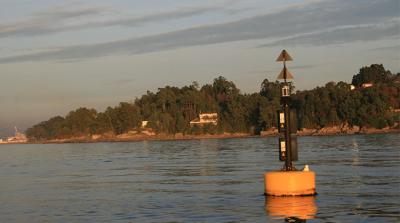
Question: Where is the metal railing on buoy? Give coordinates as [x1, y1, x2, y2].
[264, 50, 317, 197]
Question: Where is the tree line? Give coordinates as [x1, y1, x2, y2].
[26, 64, 400, 141]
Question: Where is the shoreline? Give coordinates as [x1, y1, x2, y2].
[3, 127, 398, 145]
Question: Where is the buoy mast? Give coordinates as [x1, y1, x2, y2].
[276, 49, 296, 171]
[264, 50, 316, 196]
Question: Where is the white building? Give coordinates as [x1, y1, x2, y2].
[141, 120, 149, 128]
[361, 83, 374, 88]
[190, 113, 218, 126]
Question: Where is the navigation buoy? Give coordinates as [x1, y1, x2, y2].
[264, 169, 316, 196]
[264, 50, 317, 197]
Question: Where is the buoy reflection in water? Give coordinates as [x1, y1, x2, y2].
[265, 196, 317, 222]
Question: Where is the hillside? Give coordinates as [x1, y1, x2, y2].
[26, 64, 400, 142]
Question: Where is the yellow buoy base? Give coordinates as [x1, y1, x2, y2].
[264, 171, 316, 196]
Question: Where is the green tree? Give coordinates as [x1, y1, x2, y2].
[26, 64, 397, 141]
[352, 64, 392, 86]
[65, 107, 97, 136]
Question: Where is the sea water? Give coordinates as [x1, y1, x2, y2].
[0, 134, 399, 222]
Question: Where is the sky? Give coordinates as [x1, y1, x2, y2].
[0, 0, 399, 137]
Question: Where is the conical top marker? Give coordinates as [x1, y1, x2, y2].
[277, 67, 294, 80]
[276, 50, 293, 62]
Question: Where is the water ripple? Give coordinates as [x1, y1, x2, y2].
[0, 133, 399, 222]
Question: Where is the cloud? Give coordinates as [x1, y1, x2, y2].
[0, 0, 398, 64]
[34, 4, 109, 19]
[0, 5, 108, 38]
[366, 44, 400, 52]
[107, 78, 137, 86]
[0, 1, 238, 38]
[291, 64, 318, 70]
[75, 5, 230, 28]
[259, 22, 400, 47]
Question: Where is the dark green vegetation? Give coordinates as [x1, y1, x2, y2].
[26, 64, 400, 141]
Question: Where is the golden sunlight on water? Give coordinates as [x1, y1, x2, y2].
[265, 196, 317, 221]
[0, 134, 399, 222]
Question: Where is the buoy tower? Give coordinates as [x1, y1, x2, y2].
[264, 50, 317, 196]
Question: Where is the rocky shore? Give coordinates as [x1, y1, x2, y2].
[21, 126, 399, 144]
[261, 125, 400, 136]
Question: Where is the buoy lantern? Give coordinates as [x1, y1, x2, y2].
[264, 50, 317, 197]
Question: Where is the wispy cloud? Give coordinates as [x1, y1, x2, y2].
[259, 22, 400, 47]
[366, 44, 400, 52]
[0, 5, 108, 38]
[75, 5, 231, 28]
[0, 0, 398, 64]
[291, 64, 318, 70]
[107, 78, 137, 86]
[0, 1, 236, 38]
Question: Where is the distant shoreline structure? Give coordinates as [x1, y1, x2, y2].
[0, 127, 28, 144]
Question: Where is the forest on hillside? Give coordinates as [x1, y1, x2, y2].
[26, 64, 400, 141]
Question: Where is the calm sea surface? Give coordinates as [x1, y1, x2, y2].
[0, 134, 399, 222]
